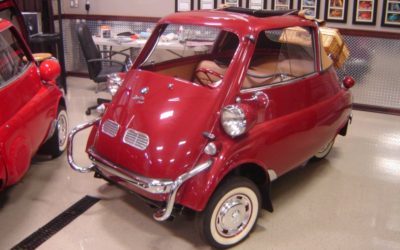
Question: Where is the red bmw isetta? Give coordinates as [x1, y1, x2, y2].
[68, 8, 353, 248]
[0, 18, 67, 190]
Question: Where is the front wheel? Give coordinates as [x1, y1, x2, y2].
[196, 176, 261, 249]
[39, 105, 68, 158]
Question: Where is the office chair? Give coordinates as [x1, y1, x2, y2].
[76, 22, 132, 115]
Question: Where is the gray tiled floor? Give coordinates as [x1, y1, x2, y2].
[0, 77, 399, 250]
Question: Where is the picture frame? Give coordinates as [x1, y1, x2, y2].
[381, 0, 400, 27]
[198, 0, 217, 9]
[353, 0, 378, 25]
[324, 0, 349, 23]
[222, 0, 243, 7]
[271, 0, 294, 10]
[175, 0, 194, 12]
[298, 0, 320, 18]
[246, 0, 268, 9]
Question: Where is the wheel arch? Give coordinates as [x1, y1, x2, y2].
[179, 160, 274, 213]
[224, 162, 274, 212]
[58, 96, 67, 110]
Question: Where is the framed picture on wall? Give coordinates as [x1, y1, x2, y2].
[175, 0, 194, 12]
[222, 0, 243, 7]
[272, 0, 293, 10]
[353, 0, 378, 25]
[382, 0, 400, 27]
[324, 0, 348, 23]
[198, 0, 217, 9]
[246, 0, 267, 9]
[298, 0, 320, 18]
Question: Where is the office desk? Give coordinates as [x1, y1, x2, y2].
[92, 36, 211, 58]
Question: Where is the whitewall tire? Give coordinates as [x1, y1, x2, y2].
[196, 176, 261, 249]
[313, 138, 335, 160]
[39, 105, 68, 158]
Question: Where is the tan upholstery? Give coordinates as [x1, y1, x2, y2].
[194, 60, 227, 85]
[194, 58, 314, 89]
[243, 57, 314, 89]
[157, 62, 198, 81]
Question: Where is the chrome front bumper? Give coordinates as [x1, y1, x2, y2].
[67, 119, 213, 221]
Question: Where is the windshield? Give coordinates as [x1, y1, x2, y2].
[141, 24, 219, 66]
[0, 28, 29, 89]
[139, 24, 239, 87]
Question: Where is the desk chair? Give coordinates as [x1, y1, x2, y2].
[76, 22, 132, 115]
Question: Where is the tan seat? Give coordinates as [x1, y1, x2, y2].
[194, 60, 227, 85]
[195, 58, 314, 89]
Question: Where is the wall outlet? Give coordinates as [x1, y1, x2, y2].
[70, 0, 79, 8]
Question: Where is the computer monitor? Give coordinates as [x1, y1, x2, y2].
[22, 12, 41, 36]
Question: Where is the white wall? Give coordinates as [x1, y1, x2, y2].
[61, 0, 175, 17]
[61, 0, 400, 33]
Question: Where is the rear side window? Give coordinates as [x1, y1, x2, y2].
[0, 28, 29, 89]
[242, 26, 315, 89]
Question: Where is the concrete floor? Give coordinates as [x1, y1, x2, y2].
[1, 77, 399, 250]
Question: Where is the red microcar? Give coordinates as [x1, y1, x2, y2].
[0, 18, 68, 190]
[68, 8, 353, 248]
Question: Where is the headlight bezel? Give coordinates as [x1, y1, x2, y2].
[221, 105, 247, 138]
[107, 73, 123, 96]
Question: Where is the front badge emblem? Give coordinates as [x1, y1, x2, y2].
[132, 87, 149, 104]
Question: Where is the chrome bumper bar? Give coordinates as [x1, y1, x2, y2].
[67, 119, 213, 221]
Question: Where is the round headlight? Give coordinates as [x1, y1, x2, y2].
[107, 73, 123, 96]
[221, 105, 246, 137]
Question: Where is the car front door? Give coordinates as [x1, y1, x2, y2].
[239, 25, 325, 175]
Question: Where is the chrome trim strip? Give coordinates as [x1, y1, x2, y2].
[122, 129, 150, 150]
[240, 72, 318, 94]
[153, 159, 213, 221]
[90, 149, 213, 221]
[68, 119, 213, 221]
[316, 22, 323, 72]
[101, 119, 120, 138]
[67, 118, 101, 173]
[89, 149, 173, 194]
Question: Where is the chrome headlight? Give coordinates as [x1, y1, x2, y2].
[107, 73, 123, 96]
[221, 105, 246, 137]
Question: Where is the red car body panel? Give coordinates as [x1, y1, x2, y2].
[83, 10, 352, 211]
[0, 19, 64, 189]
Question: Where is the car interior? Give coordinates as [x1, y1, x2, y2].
[139, 25, 316, 90]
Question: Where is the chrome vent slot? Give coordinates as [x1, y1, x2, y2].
[101, 120, 120, 138]
[123, 129, 150, 150]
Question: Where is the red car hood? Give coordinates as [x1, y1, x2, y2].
[92, 70, 222, 179]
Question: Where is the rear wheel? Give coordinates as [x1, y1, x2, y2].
[196, 176, 261, 249]
[313, 138, 335, 160]
[40, 105, 68, 158]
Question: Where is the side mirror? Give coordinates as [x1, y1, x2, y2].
[343, 76, 355, 89]
[39, 59, 61, 82]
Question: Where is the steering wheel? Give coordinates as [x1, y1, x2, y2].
[195, 68, 224, 88]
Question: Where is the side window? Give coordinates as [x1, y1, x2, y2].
[242, 26, 315, 90]
[0, 28, 29, 88]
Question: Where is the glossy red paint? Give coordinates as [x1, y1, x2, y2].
[83, 10, 352, 211]
[39, 59, 61, 82]
[0, 19, 65, 189]
[343, 76, 355, 89]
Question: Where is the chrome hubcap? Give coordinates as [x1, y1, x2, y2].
[216, 194, 252, 237]
[58, 113, 67, 149]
